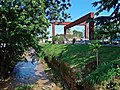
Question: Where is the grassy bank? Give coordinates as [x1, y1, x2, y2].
[41, 44, 120, 89]
[42, 44, 120, 67]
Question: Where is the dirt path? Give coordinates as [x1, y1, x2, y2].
[33, 63, 61, 90]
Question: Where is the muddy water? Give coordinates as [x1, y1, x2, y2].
[0, 61, 39, 89]
[12, 61, 39, 84]
[0, 60, 61, 90]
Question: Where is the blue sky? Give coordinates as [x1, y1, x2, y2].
[47, 0, 113, 36]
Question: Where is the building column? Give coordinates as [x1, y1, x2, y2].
[64, 27, 67, 38]
[52, 23, 55, 36]
[89, 22, 94, 40]
[85, 24, 89, 39]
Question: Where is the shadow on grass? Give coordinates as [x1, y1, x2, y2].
[44, 44, 120, 69]
[42, 44, 120, 89]
[57, 44, 95, 68]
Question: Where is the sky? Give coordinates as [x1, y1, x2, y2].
[47, 0, 113, 36]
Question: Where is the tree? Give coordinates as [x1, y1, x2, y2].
[38, 30, 49, 43]
[66, 29, 73, 39]
[89, 41, 101, 68]
[73, 30, 82, 38]
[0, 0, 71, 79]
[92, 0, 120, 43]
[93, 22, 120, 44]
[92, 0, 120, 23]
[58, 36, 64, 44]
[92, 26, 104, 40]
[52, 36, 58, 44]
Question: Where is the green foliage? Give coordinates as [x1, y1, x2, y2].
[52, 36, 58, 42]
[106, 81, 119, 90]
[93, 22, 120, 44]
[89, 41, 101, 67]
[52, 36, 64, 44]
[66, 29, 73, 39]
[93, 0, 120, 40]
[92, 0, 119, 22]
[66, 29, 82, 40]
[58, 36, 64, 44]
[0, 0, 71, 78]
[41, 44, 120, 89]
[15, 85, 33, 90]
[41, 44, 67, 60]
[93, 26, 107, 40]
[42, 44, 120, 67]
[73, 30, 82, 38]
[89, 40, 101, 52]
[84, 60, 120, 87]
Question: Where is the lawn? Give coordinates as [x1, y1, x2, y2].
[41, 44, 120, 87]
[42, 44, 120, 68]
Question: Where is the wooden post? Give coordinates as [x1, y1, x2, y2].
[64, 27, 66, 38]
[52, 23, 55, 36]
[89, 22, 94, 40]
[85, 24, 89, 39]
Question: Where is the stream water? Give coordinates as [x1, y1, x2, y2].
[12, 61, 40, 85]
[0, 61, 42, 89]
[0, 51, 61, 90]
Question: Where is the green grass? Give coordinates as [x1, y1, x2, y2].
[41, 44, 120, 86]
[42, 44, 120, 68]
[15, 85, 33, 90]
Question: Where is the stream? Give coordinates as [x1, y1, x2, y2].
[12, 61, 40, 85]
[0, 59, 61, 90]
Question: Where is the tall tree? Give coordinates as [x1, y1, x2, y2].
[92, 0, 120, 42]
[0, 0, 71, 78]
[95, 23, 119, 44]
[66, 29, 73, 39]
[92, 0, 120, 23]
